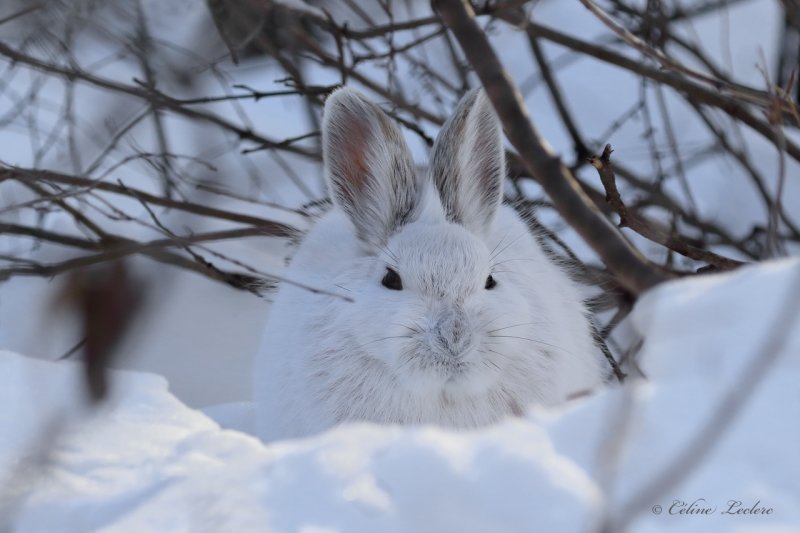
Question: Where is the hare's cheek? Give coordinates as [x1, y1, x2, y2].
[350, 318, 413, 367]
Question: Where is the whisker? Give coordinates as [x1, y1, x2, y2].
[490, 257, 538, 268]
[477, 313, 512, 331]
[489, 230, 513, 258]
[482, 347, 510, 363]
[490, 231, 528, 262]
[487, 322, 538, 334]
[477, 348, 503, 370]
[379, 244, 400, 263]
[488, 335, 572, 355]
[482, 359, 502, 371]
[357, 335, 413, 349]
[390, 322, 421, 334]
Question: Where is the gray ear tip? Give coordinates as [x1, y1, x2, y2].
[457, 88, 495, 122]
[325, 86, 371, 112]
[464, 87, 489, 104]
[468, 90, 501, 138]
[326, 85, 360, 101]
[473, 89, 495, 112]
[454, 87, 481, 109]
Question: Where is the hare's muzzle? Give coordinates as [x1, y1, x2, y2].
[430, 306, 474, 360]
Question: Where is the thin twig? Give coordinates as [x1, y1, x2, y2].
[588, 145, 745, 271]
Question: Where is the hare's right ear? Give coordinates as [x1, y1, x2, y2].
[323, 88, 420, 249]
[430, 89, 504, 237]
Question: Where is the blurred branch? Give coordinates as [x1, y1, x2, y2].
[579, 0, 744, 93]
[0, 41, 318, 159]
[494, 14, 800, 162]
[1, 212, 351, 300]
[2, 166, 299, 236]
[0, 3, 42, 26]
[133, 0, 173, 197]
[0, 225, 268, 277]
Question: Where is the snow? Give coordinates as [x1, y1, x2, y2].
[2, 258, 798, 532]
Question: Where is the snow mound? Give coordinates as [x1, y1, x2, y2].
[0, 353, 596, 532]
[1, 258, 799, 532]
[546, 257, 800, 532]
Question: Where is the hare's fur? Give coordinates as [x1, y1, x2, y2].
[253, 88, 605, 441]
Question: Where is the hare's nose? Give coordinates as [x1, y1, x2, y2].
[432, 306, 472, 357]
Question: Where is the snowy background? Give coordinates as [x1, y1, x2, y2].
[1, 0, 799, 531]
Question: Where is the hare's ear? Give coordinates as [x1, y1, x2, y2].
[430, 89, 504, 236]
[323, 87, 420, 248]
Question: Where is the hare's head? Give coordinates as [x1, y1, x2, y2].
[321, 88, 562, 402]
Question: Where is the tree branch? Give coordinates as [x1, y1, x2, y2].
[588, 145, 745, 271]
[433, 0, 669, 295]
[2, 165, 299, 237]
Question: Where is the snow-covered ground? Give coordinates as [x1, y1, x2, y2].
[2, 258, 798, 532]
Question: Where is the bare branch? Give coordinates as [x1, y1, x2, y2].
[588, 145, 745, 271]
[2, 166, 299, 237]
[433, 0, 669, 295]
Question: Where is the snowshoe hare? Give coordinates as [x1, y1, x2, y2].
[253, 87, 606, 441]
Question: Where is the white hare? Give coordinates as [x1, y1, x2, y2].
[253, 87, 606, 442]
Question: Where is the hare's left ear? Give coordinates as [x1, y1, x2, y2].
[430, 89, 504, 236]
[323, 87, 421, 249]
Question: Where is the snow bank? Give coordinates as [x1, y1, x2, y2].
[1, 258, 799, 532]
[546, 257, 800, 532]
[0, 356, 596, 532]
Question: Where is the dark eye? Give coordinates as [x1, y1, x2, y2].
[485, 274, 497, 290]
[382, 268, 403, 291]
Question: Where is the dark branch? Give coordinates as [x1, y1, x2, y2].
[433, 0, 669, 295]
